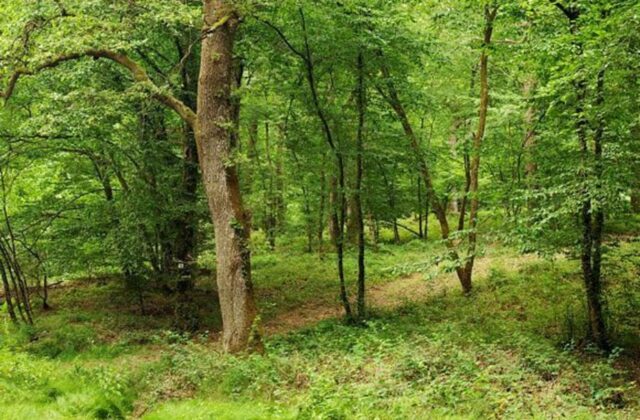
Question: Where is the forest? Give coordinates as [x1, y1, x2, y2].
[1, 0, 640, 418]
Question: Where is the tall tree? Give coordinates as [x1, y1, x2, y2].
[1, 0, 260, 353]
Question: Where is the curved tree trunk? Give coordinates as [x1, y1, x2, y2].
[198, 0, 260, 353]
[460, 4, 498, 292]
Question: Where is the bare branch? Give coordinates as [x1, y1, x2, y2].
[549, 0, 580, 20]
[256, 17, 308, 62]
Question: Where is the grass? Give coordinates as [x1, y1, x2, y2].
[1, 222, 640, 419]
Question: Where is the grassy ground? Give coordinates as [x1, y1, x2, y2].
[1, 224, 640, 419]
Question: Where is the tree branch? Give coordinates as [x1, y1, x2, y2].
[549, 0, 579, 20]
[1, 49, 197, 129]
[256, 17, 308, 63]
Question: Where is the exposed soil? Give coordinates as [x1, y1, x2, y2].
[264, 253, 537, 335]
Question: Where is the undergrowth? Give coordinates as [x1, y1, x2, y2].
[1, 236, 639, 419]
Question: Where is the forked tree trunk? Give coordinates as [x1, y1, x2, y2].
[378, 5, 497, 294]
[459, 4, 498, 291]
[197, 0, 260, 353]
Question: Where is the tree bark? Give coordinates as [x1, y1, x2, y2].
[0, 260, 17, 323]
[459, 4, 498, 292]
[174, 33, 201, 293]
[554, 1, 610, 351]
[197, 0, 260, 353]
[584, 68, 609, 351]
[355, 51, 366, 320]
[318, 163, 326, 257]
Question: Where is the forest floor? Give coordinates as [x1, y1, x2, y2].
[264, 252, 536, 335]
[2, 234, 640, 419]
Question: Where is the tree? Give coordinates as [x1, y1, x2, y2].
[377, 1, 498, 293]
[1, 0, 259, 353]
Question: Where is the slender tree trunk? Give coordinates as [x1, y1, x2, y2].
[298, 8, 352, 319]
[40, 269, 49, 310]
[458, 150, 471, 231]
[355, 51, 366, 319]
[460, 5, 498, 292]
[291, 148, 314, 253]
[263, 122, 277, 249]
[0, 260, 17, 323]
[0, 242, 32, 324]
[458, 67, 477, 231]
[393, 220, 401, 244]
[318, 163, 326, 256]
[554, 3, 610, 352]
[424, 192, 430, 240]
[632, 190, 640, 213]
[417, 177, 424, 238]
[174, 33, 201, 293]
[523, 77, 537, 181]
[584, 68, 609, 351]
[197, 1, 260, 353]
[380, 57, 468, 291]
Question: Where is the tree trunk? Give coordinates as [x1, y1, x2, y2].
[263, 122, 277, 249]
[329, 175, 353, 319]
[174, 32, 201, 293]
[197, 1, 260, 353]
[318, 163, 326, 257]
[355, 51, 366, 319]
[583, 68, 609, 351]
[424, 192, 430, 240]
[379, 56, 468, 290]
[417, 176, 424, 238]
[632, 190, 640, 213]
[556, 3, 610, 352]
[393, 220, 401, 244]
[0, 260, 17, 323]
[297, 8, 352, 319]
[523, 77, 537, 181]
[459, 4, 498, 292]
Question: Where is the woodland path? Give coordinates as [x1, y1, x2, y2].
[264, 253, 536, 335]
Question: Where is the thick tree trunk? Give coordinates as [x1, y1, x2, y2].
[197, 1, 260, 353]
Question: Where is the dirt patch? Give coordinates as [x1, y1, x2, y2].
[264, 253, 537, 336]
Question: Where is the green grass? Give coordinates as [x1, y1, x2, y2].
[1, 227, 640, 419]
